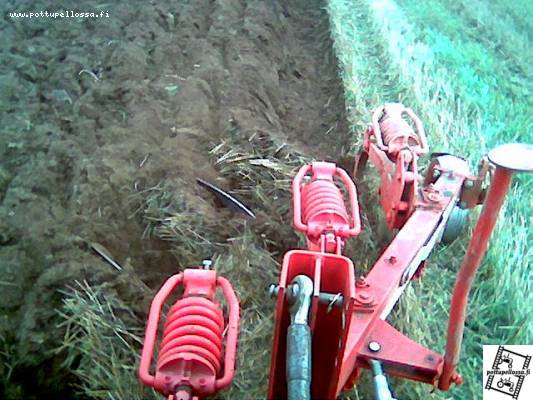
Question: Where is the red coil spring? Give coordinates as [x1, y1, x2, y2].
[380, 116, 419, 148]
[157, 296, 224, 376]
[301, 179, 349, 229]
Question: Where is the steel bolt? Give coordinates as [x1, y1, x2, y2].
[287, 283, 300, 302]
[432, 169, 441, 179]
[356, 276, 369, 288]
[268, 284, 279, 299]
[368, 341, 381, 352]
[202, 259, 212, 270]
[464, 179, 474, 188]
[427, 192, 441, 202]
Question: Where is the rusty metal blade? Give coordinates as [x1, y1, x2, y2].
[90, 242, 123, 271]
[196, 178, 256, 219]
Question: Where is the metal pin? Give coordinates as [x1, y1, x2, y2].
[202, 259, 213, 270]
[268, 284, 279, 298]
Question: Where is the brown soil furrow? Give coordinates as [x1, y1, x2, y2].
[0, 0, 350, 398]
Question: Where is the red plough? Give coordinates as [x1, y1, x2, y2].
[138, 104, 532, 399]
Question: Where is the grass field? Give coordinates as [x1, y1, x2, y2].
[328, 0, 531, 399]
[50, 1, 532, 399]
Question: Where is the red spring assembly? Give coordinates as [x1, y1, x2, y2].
[157, 297, 224, 383]
[372, 103, 428, 159]
[139, 268, 239, 400]
[302, 179, 348, 226]
[293, 161, 360, 253]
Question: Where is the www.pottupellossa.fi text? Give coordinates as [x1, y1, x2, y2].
[9, 10, 110, 19]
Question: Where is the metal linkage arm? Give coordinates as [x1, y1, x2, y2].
[439, 143, 533, 389]
[369, 360, 396, 400]
[286, 275, 314, 400]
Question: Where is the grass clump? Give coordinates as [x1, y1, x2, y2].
[56, 280, 157, 400]
[208, 128, 311, 254]
[213, 229, 280, 399]
[131, 178, 229, 266]
[209, 127, 308, 203]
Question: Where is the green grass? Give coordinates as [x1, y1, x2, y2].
[327, 0, 532, 399]
[55, 280, 158, 400]
[394, 0, 532, 145]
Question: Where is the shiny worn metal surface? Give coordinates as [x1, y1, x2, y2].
[487, 143, 533, 172]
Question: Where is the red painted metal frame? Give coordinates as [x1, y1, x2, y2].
[268, 101, 477, 399]
[333, 172, 466, 397]
[268, 250, 356, 399]
[268, 167, 467, 399]
[269, 161, 360, 398]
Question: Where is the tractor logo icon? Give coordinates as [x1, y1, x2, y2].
[496, 377, 514, 392]
[497, 352, 514, 370]
[484, 345, 531, 399]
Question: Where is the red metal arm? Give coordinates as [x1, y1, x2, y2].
[215, 276, 240, 390]
[440, 143, 533, 389]
[139, 273, 183, 387]
[329, 167, 468, 397]
[439, 167, 512, 389]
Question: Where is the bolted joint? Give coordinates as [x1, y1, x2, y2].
[356, 292, 374, 304]
[287, 276, 314, 325]
[268, 284, 279, 299]
[201, 259, 213, 270]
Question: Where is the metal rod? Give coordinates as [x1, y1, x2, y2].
[287, 275, 313, 400]
[439, 167, 513, 389]
[369, 360, 396, 400]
